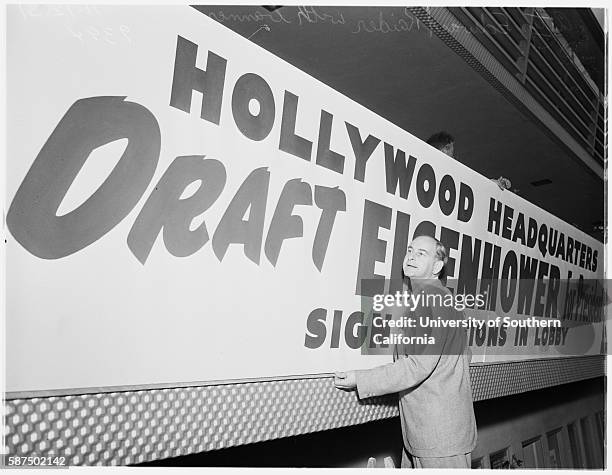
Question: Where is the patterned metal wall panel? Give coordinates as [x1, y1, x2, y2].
[3, 356, 604, 466]
[469, 355, 605, 401]
[3, 378, 397, 466]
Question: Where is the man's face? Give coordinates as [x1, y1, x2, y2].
[403, 236, 441, 279]
[440, 142, 454, 158]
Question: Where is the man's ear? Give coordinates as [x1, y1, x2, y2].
[432, 260, 444, 277]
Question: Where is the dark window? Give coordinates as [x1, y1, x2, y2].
[471, 457, 484, 469]
[522, 437, 544, 468]
[594, 411, 605, 466]
[580, 416, 595, 468]
[567, 421, 584, 468]
[546, 429, 563, 468]
[489, 448, 509, 469]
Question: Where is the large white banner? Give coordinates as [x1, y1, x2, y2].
[5, 5, 605, 393]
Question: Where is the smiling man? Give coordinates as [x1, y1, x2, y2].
[334, 235, 477, 468]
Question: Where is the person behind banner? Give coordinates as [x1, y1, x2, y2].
[426, 131, 512, 191]
[334, 235, 477, 468]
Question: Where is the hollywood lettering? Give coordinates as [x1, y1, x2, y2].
[7, 36, 474, 272]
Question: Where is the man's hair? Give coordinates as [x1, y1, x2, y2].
[432, 238, 449, 279]
[426, 131, 454, 150]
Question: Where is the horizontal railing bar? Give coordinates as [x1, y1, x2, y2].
[526, 62, 594, 140]
[525, 72, 597, 153]
[458, 7, 522, 67]
[531, 13, 599, 103]
[530, 26, 596, 111]
[499, 7, 529, 40]
[528, 45, 596, 126]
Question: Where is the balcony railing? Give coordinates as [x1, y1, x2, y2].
[448, 7, 605, 166]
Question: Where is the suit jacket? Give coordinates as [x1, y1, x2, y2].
[355, 280, 477, 458]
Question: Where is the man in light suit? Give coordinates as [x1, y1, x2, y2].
[334, 235, 477, 468]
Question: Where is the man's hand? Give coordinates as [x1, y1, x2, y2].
[492, 176, 512, 190]
[334, 371, 357, 390]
